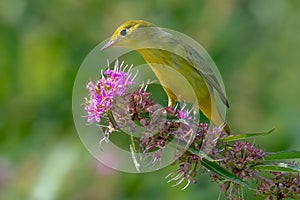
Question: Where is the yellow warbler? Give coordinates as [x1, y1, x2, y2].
[102, 20, 230, 133]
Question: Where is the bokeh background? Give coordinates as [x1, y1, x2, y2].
[1, 0, 299, 199]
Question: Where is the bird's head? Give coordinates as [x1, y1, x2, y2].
[101, 20, 156, 50]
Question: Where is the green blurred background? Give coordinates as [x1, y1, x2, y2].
[1, 0, 299, 199]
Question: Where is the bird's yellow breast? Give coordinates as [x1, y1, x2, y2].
[137, 48, 210, 104]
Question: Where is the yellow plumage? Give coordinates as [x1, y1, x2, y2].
[102, 20, 230, 133]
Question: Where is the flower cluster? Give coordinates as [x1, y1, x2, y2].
[84, 60, 300, 199]
[221, 142, 265, 178]
[84, 60, 135, 124]
[209, 142, 266, 198]
[257, 163, 300, 199]
[166, 151, 200, 189]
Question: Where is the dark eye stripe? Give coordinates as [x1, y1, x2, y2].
[120, 29, 127, 36]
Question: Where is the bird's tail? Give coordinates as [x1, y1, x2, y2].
[199, 95, 231, 134]
[220, 121, 231, 135]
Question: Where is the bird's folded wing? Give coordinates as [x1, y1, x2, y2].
[183, 44, 230, 108]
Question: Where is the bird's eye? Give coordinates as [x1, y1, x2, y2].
[120, 29, 127, 36]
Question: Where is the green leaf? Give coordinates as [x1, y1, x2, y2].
[186, 145, 216, 162]
[201, 158, 248, 186]
[251, 161, 300, 172]
[264, 150, 300, 160]
[182, 143, 247, 186]
[219, 128, 276, 142]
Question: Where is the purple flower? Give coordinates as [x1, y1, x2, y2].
[84, 60, 135, 124]
[166, 153, 200, 190]
[201, 126, 223, 155]
[221, 142, 265, 179]
[177, 103, 192, 122]
[257, 163, 300, 199]
[139, 104, 197, 153]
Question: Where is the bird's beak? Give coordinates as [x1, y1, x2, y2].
[101, 39, 119, 50]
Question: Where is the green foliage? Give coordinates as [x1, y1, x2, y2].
[201, 158, 247, 187]
[251, 161, 300, 173]
[265, 151, 300, 160]
[219, 128, 276, 142]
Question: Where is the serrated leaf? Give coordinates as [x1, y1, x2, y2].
[264, 150, 300, 160]
[251, 161, 300, 172]
[219, 128, 276, 142]
[201, 158, 247, 186]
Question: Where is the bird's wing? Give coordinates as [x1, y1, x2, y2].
[149, 29, 229, 108]
[181, 42, 230, 108]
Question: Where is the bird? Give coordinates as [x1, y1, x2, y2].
[101, 20, 230, 133]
